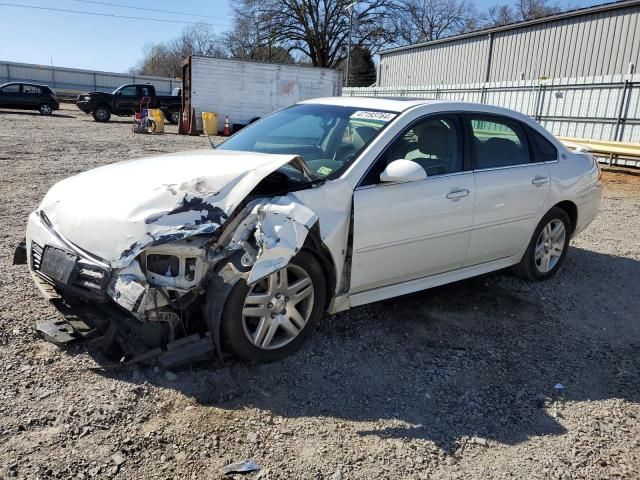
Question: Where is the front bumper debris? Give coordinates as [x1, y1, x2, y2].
[35, 299, 215, 368]
[13, 240, 27, 265]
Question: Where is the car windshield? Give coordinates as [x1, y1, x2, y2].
[217, 103, 397, 180]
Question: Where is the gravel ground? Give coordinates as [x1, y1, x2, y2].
[1, 105, 639, 479]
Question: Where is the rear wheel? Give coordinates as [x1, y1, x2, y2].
[39, 103, 52, 115]
[220, 250, 326, 362]
[513, 207, 571, 281]
[92, 106, 111, 122]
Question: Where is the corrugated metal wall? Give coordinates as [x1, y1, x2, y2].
[0, 61, 180, 96]
[379, 2, 640, 87]
[344, 73, 640, 144]
[380, 35, 491, 86]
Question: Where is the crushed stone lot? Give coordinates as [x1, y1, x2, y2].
[1, 105, 639, 479]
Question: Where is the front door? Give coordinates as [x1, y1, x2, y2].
[113, 85, 139, 114]
[350, 114, 474, 293]
[0, 84, 21, 109]
[464, 114, 551, 266]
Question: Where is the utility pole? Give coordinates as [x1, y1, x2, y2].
[345, 1, 357, 87]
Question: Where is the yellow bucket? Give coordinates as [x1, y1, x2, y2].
[202, 111, 219, 136]
[148, 108, 165, 133]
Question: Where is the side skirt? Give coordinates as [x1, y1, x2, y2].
[330, 255, 519, 313]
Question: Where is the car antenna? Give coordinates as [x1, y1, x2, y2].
[203, 128, 216, 150]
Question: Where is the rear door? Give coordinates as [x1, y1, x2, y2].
[464, 114, 551, 267]
[21, 85, 42, 109]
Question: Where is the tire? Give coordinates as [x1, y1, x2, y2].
[512, 207, 572, 281]
[220, 250, 326, 362]
[92, 106, 111, 122]
[39, 103, 53, 115]
[166, 110, 180, 124]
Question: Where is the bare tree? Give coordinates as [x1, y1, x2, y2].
[393, 0, 477, 44]
[516, 0, 561, 20]
[483, 4, 515, 27]
[132, 23, 227, 77]
[226, 3, 294, 63]
[482, 0, 561, 27]
[230, 0, 396, 68]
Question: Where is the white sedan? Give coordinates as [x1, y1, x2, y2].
[19, 97, 602, 362]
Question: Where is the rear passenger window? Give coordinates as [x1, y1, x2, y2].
[527, 127, 558, 162]
[470, 116, 530, 169]
[23, 85, 41, 95]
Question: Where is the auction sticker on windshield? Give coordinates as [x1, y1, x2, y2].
[350, 111, 396, 122]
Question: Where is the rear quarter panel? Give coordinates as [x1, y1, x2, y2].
[548, 151, 603, 235]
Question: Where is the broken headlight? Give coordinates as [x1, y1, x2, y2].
[146, 254, 179, 277]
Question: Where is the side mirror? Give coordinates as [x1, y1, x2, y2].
[380, 159, 427, 183]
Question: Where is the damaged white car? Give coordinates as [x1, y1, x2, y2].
[15, 97, 602, 363]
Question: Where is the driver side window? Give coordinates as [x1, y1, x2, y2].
[119, 86, 138, 97]
[364, 115, 463, 185]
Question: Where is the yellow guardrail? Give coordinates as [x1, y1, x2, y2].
[558, 136, 640, 159]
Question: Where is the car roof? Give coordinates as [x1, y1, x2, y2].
[300, 96, 446, 113]
[300, 96, 542, 127]
[1, 82, 51, 88]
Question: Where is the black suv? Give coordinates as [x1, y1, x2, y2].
[0, 82, 60, 115]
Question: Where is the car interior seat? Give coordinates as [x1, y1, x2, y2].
[477, 137, 525, 168]
[406, 123, 457, 175]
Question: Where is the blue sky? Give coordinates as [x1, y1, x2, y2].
[0, 0, 603, 73]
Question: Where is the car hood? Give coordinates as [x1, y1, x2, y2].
[38, 149, 302, 267]
[81, 91, 111, 97]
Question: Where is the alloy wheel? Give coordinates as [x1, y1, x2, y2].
[242, 265, 314, 350]
[40, 104, 52, 115]
[534, 219, 566, 273]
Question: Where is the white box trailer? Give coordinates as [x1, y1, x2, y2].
[180, 56, 342, 135]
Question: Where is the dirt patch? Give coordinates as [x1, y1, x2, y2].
[1, 106, 639, 479]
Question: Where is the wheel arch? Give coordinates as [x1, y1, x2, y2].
[302, 222, 337, 311]
[551, 200, 578, 236]
[94, 103, 112, 113]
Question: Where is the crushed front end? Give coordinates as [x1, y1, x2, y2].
[16, 170, 320, 367]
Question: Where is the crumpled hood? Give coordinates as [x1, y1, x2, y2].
[39, 149, 300, 267]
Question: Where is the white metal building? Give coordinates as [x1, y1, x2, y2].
[0, 61, 180, 96]
[377, 0, 640, 87]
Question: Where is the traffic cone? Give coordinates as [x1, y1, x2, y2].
[223, 116, 231, 136]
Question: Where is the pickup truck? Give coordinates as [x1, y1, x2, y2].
[76, 84, 181, 123]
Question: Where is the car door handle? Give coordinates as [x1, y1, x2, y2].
[532, 176, 550, 186]
[446, 189, 470, 200]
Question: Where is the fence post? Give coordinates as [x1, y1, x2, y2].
[6, 63, 11, 82]
[613, 80, 629, 142]
[535, 84, 546, 122]
[51, 67, 56, 88]
[480, 86, 487, 104]
[93, 72, 97, 91]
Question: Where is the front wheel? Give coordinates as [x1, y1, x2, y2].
[39, 103, 53, 115]
[513, 207, 571, 281]
[92, 106, 111, 122]
[220, 250, 326, 362]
